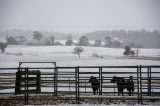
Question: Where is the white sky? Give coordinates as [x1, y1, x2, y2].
[0, 0, 160, 33]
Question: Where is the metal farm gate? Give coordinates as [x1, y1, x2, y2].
[0, 63, 160, 105]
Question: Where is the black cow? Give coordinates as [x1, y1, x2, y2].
[89, 76, 100, 95]
[111, 76, 126, 96]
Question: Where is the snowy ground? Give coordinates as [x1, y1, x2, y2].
[0, 45, 160, 68]
[53, 104, 160, 106]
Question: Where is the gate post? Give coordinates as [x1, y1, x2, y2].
[77, 66, 80, 104]
[75, 67, 77, 104]
[99, 67, 102, 95]
[137, 65, 140, 104]
[75, 66, 80, 104]
[147, 66, 151, 96]
[149, 66, 152, 96]
[24, 67, 29, 105]
[15, 67, 21, 95]
[139, 65, 143, 104]
[54, 67, 58, 96]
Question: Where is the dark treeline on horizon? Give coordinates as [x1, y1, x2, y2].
[0, 29, 160, 48]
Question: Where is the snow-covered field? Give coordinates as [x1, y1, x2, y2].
[0, 45, 160, 68]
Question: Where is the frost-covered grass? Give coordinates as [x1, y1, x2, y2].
[0, 45, 160, 68]
[53, 103, 160, 106]
[1, 94, 160, 106]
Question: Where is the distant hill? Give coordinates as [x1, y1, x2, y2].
[0, 29, 82, 40]
[83, 30, 160, 48]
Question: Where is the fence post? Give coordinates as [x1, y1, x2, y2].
[150, 66, 152, 96]
[114, 83, 115, 96]
[85, 80, 86, 94]
[99, 67, 101, 95]
[137, 65, 140, 104]
[37, 71, 41, 93]
[15, 67, 21, 95]
[100, 67, 103, 95]
[147, 66, 150, 96]
[69, 77, 70, 92]
[54, 67, 58, 96]
[27, 68, 29, 105]
[139, 65, 143, 104]
[24, 67, 29, 105]
[75, 67, 78, 104]
[77, 66, 80, 104]
[148, 66, 151, 96]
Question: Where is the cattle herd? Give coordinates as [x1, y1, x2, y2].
[89, 75, 134, 96]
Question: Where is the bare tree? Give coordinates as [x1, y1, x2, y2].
[72, 47, 84, 58]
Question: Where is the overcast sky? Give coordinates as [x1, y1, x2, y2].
[0, 0, 160, 33]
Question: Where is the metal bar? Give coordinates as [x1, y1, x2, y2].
[18, 62, 56, 69]
[19, 62, 56, 63]
[0, 65, 160, 70]
[79, 66, 138, 68]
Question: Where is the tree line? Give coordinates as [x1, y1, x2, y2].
[1, 29, 160, 48]
[0, 30, 145, 54]
[2, 31, 144, 48]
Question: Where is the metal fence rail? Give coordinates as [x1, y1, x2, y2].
[0, 65, 160, 105]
